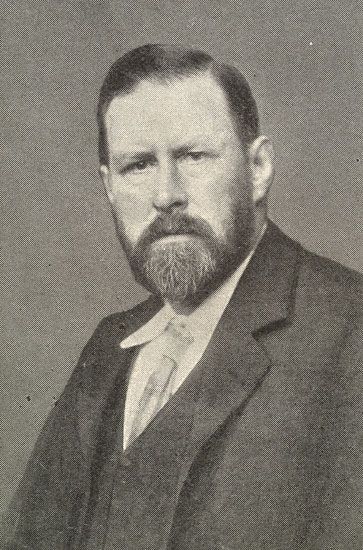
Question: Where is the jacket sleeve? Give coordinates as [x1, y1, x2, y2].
[1, 320, 108, 550]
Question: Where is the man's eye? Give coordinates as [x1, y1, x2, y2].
[186, 151, 205, 161]
[122, 159, 154, 174]
[131, 160, 149, 171]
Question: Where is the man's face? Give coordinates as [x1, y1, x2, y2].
[100, 73, 257, 306]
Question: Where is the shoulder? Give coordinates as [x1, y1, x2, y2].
[89, 294, 162, 345]
[259, 222, 362, 327]
[295, 244, 363, 325]
[298, 243, 363, 292]
[64, 295, 161, 385]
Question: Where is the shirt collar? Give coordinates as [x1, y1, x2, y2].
[120, 223, 267, 349]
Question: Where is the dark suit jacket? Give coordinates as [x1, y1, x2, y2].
[3, 223, 363, 549]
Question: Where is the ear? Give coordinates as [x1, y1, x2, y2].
[247, 136, 275, 204]
[99, 165, 115, 204]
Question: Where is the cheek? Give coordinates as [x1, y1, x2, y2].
[186, 176, 238, 237]
[187, 195, 232, 240]
[111, 187, 155, 242]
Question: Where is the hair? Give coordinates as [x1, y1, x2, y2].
[97, 43, 260, 165]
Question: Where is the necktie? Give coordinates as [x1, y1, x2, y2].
[127, 319, 193, 447]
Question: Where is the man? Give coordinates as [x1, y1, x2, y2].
[3, 44, 362, 549]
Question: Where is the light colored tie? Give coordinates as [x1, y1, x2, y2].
[127, 319, 193, 446]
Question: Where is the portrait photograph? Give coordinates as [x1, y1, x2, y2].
[1, 0, 362, 548]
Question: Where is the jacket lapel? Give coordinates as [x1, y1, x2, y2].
[173, 222, 301, 508]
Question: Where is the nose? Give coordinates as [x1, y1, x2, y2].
[153, 159, 188, 212]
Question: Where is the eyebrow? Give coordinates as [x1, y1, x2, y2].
[112, 151, 156, 163]
[173, 143, 204, 157]
[174, 139, 228, 154]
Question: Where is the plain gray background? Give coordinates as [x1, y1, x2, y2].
[1, 0, 362, 514]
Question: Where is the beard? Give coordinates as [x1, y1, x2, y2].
[113, 201, 255, 307]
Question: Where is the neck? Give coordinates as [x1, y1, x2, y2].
[167, 218, 268, 315]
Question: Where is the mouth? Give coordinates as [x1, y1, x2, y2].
[150, 232, 204, 246]
[155, 233, 196, 242]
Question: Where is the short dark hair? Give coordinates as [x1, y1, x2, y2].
[97, 44, 260, 165]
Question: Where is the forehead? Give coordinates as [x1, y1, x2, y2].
[104, 73, 238, 152]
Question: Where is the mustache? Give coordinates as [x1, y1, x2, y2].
[137, 214, 216, 247]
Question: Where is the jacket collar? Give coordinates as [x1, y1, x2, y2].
[220, 220, 301, 334]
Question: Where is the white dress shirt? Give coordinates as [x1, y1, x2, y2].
[121, 225, 266, 449]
